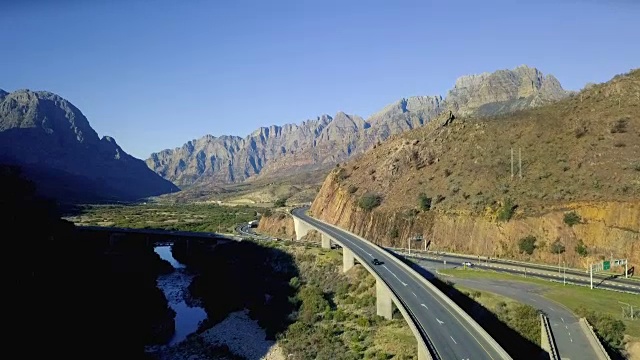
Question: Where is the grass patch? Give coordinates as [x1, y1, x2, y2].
[439, 268, 640, 338]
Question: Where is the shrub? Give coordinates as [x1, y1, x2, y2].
[262, 209, 273, 217]
[418, 193, 432, 211]
[497, 198, 516, 222]
[518, 235, 537, 255]
[633, 163, 640, 172]
[274, 198, 287, 208]
[388, 227, 399, 239]
[358, 193, 382, 211]
[575, 240, 588, 257]
[563, 211, 582, 226]
[576, 306, 626, 349]
[550, 239, 566, 254]
[610, 118, 628, 133]
[347, 185, 358, 194]
[574, 125, 587, 138]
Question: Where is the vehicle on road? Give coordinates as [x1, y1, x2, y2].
[372, 258, 383, 265]
[463, 261, 473, 267]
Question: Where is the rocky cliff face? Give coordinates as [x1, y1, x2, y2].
[148, 65, 570, 186]
[256, 212, 296, 240]
[309, 69, 640, 268]
[0, 89, 179, 202]
[310, 171, 640, 269]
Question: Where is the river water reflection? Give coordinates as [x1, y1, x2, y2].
[154, 245, 207, 345]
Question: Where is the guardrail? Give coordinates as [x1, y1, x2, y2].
[579, 318, 611, 360]
[540, 314, 560, 360]
[294, 210, 512, 360]
[352, 243, 438, 360]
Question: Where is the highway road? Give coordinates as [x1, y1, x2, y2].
[392, 250, 640, 294]
[412, 258, 598, 360]
[292, 208, 509, 360]
[400, 249, 640, 290]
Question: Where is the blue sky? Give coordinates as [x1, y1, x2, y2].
[1, 0, 638, 159]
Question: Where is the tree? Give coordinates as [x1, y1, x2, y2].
[274, 198, 287, 208]
[518, 235, 537, 255]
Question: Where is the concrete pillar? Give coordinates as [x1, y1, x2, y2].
[292, 217, 311, 241]
[343, 247, 355, 273]
[376, 279, 393, 320]
[321, 233, 332, 249]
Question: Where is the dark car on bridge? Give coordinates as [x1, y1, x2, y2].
[372, 258, 383, 265]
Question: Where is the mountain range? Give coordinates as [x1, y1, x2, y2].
[0, 89, 179, 202]
[146, 65, 571, 187]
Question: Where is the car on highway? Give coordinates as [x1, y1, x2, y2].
[372, 258, 383, 265]
[462, 261, 473, 267]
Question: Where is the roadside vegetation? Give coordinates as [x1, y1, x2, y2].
[65, 203, 261, 233]
[439, 268, 638, 356]
[172, 237, 417, 359]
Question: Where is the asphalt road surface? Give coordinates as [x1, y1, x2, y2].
[292, 208, 509, 360]
[413, 258, 598, 360]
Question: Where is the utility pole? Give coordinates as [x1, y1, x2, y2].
[511, 148, 514, 180]
[519, 148, 522, 179]
[563, 261, 566, 285]
[590, 263, 593, 289]
[408, 237, 411, 255]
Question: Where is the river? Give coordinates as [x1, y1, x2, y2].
[154, 245, 207, 345]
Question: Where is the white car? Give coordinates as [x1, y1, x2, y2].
[462, 262, 473, 267]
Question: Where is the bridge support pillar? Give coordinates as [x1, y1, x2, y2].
[343, 248, 355, 273]
[293, 217, 312, 241]
[321, 233, 332, 249]
[376, 279, 393, 320]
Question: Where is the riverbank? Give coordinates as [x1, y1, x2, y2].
[154, 310, 285, 360]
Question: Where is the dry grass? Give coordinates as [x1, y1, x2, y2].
[334, 69, 640, 216]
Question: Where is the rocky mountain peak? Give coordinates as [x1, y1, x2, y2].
[0, 88, 178, 201]
[147, 65, 572, 187]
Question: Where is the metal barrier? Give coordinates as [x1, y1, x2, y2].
[540, 314, 561, 360]
[579, 318, 611, 360]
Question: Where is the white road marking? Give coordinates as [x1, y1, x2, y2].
[421, 303, 429, 310]
[570, 338, 573, 343]
[561, 317, 565, 323]
[412, 291, 418, 297]
[450, 336, 458, 344]
[436, 318, 444, 325]
[548, 306, 555, 312]
[383, 265, 408, 286]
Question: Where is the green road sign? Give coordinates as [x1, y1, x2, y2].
[603, 261, 611, 270]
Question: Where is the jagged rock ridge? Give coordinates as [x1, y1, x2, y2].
[147, 65, 570, 186]
[0, 89, 179, 202]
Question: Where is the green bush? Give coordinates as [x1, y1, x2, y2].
[576, 306, 626, 349]
[348, 185, 358, 194]
[358, 193, 382, 211]
[518, 235, 537, 255]
[575, 240, 588, 257]
[563, 211, 582, 226]
[418, 193, 432, 211]
[274, 198, 287, 208]
[497, 198, 516, 222]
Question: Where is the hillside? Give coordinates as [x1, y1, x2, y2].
[147, 65, 569, 187]
[310, 69, 640, 268]
[0, 89, 179, 202]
